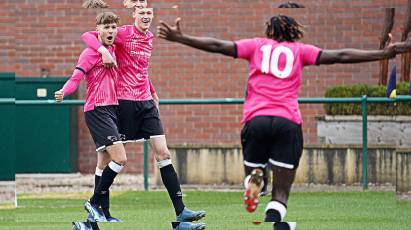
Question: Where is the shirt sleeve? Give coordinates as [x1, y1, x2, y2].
[81, 27, 127, 51]
[81, 31, 101, 51]
[235, 38, 258, 60]
[62, 69, 84, 97]
[76, 49, 99, 74]
[300, 43, 322, 66]
[62, 49, 99, 97]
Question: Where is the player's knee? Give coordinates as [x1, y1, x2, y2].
[97, 162, 108, 169]
[156, 149, 171, 161]
[118, 157, 127, 166]
[113, 156, 127, 166]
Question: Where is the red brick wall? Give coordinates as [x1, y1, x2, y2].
[0, 0, 15, 72]
[6, 0, 409, 173]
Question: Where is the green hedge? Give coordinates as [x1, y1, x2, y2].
[324, 82, 411, 115]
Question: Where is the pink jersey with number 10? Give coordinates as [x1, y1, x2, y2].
[235, 38, 321, 125]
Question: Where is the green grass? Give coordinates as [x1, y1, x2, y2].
[0, 191, 410, 229]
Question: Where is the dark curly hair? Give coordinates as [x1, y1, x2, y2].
[265, 14, 304, 42]
[278, 2, 305, 8]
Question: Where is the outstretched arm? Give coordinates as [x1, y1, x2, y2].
[318, 48, 396, 65]
[318, 36, 411, 65]
[392, 39, 411, 54]
[157, 18, 236, 57]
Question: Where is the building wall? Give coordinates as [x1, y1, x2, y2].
[154, 145, 403, 187]
[4, 0, 409, 172]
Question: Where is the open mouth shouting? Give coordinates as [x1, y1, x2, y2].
[142, 18, 151, 26]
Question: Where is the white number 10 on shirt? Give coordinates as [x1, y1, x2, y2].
[260, 45, 294, 79]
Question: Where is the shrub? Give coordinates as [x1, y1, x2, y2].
[324, 82, 411, 115]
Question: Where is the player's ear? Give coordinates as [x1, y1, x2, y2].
[132, 7, 137, 18]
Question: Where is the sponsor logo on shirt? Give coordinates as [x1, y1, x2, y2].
[130, 50, 151, 58]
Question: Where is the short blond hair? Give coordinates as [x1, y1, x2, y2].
[96, 11, 120, 25]
[123, 0, 132, 8]
[82, 0, 109, 9]
[123, 0, 147, 8]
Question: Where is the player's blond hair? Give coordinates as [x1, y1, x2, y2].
[82, 0, 109, 9]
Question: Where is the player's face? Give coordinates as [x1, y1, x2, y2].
[124, 0, 147, 9]
[97, 23, 118, 46]
[133, 8, 154, 32]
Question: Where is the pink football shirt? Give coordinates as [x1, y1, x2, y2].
[235, 38, 321, 124]
[82, 25, 154, 101]
[63, 46, 118, 112]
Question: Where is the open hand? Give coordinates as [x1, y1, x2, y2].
[157, 18, 183, 41]
[384, 33, 396, 59]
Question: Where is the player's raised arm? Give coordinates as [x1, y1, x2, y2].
[317, 35, 411, 65]
[157, 18, 236, 57]
[81, 31, 119, 68]
[392, 39, 411, 54]
[317, 47, 396, 65]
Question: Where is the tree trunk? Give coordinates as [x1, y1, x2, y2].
[401, 1, 411, 82]
[379, 8, 395, 86]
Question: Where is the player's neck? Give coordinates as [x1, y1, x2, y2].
[135, 22, 149, 34]
[97, 36, 108, 47]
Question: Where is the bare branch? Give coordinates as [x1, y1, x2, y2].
[401, 0, 411, 82]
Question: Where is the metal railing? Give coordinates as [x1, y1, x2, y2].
[8, 95, 411, 190]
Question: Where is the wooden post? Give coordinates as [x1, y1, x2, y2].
[379, 8, 395, 86]
[401, 1, 411, 82]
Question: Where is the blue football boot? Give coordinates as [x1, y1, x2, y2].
[101, 209, 123, 222]
[176, 207, 206, 222]
[106, 216, 123, 222]
[72, 221, 92, 230]
[86, 214, 101, 230]
[84, 201, 107, 222]
[173, 222, 206, 230]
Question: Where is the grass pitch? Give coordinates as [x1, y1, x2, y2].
[0, 191, 410, 229]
